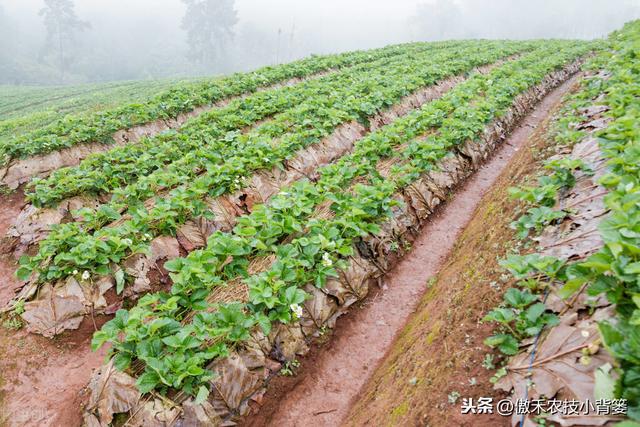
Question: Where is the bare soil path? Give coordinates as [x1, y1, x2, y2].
[243, 73, 582, 427]
[0, 319, 109, 426]
[0, 189, 109, 427]
[0, 189, 26, 305]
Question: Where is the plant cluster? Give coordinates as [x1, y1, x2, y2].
[485, 254, 565, 354]
[89, 42, 591, 400]
[509, 157, 593, 238]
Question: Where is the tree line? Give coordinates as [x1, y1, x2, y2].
[0, 0, 240, 85]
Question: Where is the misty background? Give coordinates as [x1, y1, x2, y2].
[1, 0, 639, 86]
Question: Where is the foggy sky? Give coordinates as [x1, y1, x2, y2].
[2, 0, 640, 84]
[1, 0, 423, 52]
[6, 0, 639, 46]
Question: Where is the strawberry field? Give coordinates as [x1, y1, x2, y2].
[0, 21, 638, 427]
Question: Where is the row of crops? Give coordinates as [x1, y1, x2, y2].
[0, 78, 207, 144]
[71, 40, 592, 406]
[0, 40, 463, 165]
[24, 41, 493, 206]
[16, 41, 531, 286]
[1, 42, 476, 191]
[484, 21, 640, 421]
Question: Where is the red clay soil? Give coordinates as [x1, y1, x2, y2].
[0, 191, 110, 427]
[0, 318, 109, 426]
[0, 189, 26, 306]
[243, 74, 582, 427]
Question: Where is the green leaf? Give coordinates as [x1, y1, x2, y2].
[91, 330, 110, 351]
[136, 371, 160, 393]
[284, 286, 306, 305]
[95, 264, 110, 276]
[187, 365, 205, 376]
[113, 352, 132, 371]
[483, 308, 516, 324]
[624, 261, 640, 275]
[161, 334, 183, 348]
[195, 385, 209, 405]
[115, 269, 125, 295]
[148, 317, 176, 335]
[16, 266, 32, 281]
[525, 303, 547, 323]
[98, 205, 122, 221]
[598, 321, 625, 354]
[608, 241, 623, 257]
[558, 278, 586, 299]
[497, 335, 519, 355]
[504, 288, 537, 308]
[594, 363, 616, 400]
[255, 313, 272, 336]
[164, 258, 183, 272]
[484, 334, 519, 355]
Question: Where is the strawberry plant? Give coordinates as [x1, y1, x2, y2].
[484, 288, 559, 354]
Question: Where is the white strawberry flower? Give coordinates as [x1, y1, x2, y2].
[82, 271, 90, 281]
[72, 269, 79, 275]
[290, 303, 303, 318]
[321, 252, 333, 267]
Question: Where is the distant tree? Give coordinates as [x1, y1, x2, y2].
[39, 0, 90, 83]
[181, 0, 238, 71]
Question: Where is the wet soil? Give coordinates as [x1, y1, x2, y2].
[0, 187, 109, 427]
[0, 317, 109, 426]
[0, 188, 26, 306]
[243, 74, 583, 427]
